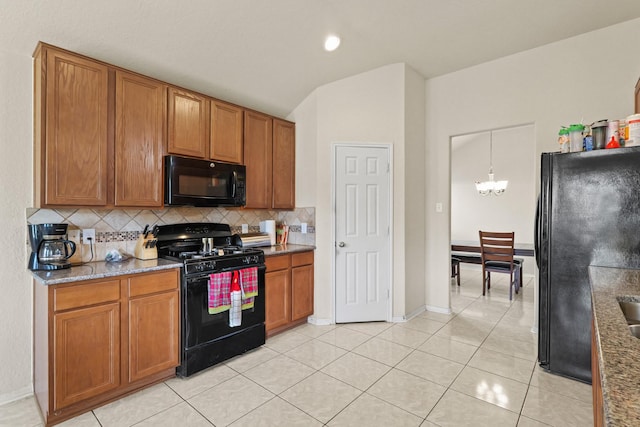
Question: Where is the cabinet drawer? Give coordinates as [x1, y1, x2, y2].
[53, 280, 120, 312]
[265, 254, 290, 272]
[292, 251, 314, 267]
[129, 270, 179, 298]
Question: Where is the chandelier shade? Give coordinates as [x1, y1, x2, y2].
[475, 131, 508, 196]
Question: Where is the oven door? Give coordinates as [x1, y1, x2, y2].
[182, 264, 265, 350]
[165, 155, 246, 207]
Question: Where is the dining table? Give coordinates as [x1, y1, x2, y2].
[451, 239, 535, 257]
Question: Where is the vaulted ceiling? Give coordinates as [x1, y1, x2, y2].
[4, 0, 640, 117]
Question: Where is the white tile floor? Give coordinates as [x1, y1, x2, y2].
[0, 268, 593, 426]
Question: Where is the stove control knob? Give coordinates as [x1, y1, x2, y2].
[195, 264, 204, 272]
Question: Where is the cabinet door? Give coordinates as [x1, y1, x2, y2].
[265, 270, 290, 331]
[114, 71, 165, 207]
[128, 290, 179, 382]
[291, 263, 314, 321]
[243, 111, 273, 208]
[43, 48, 109, 206]
[167, 87, 209, 158]
[211, 100, 243, 163]
[53, 303, 120, 410]
[272, 119, 295, 209]
[592, 316, 605, 427]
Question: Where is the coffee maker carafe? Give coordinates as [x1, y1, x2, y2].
[28, 223, 77, 271]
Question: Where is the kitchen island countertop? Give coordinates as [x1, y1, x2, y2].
[590, 265, 640, 426]
[31, 257, 183, 285]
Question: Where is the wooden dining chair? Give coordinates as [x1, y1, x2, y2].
[451, 256, 461, 286]
[478, 231, 522, 300]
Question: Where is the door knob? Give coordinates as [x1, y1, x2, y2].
[338, 241, 345, 247]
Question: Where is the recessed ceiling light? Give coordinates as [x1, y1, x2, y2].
[324, 35, 341, 52]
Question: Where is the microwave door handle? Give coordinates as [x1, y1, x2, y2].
[231, 171, 237, 198]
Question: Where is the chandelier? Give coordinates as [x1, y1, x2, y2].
[475, 131, 508, 196]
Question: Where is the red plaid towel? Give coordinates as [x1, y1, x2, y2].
[240, 267, 258, 310]
[208, 272, 232, 314]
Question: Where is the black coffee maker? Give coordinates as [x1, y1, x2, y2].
[28, 223, 77, 271]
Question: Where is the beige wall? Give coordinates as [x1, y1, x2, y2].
[0, 49, 35, 402]
[425, 18, 640, 313]
[403, 66, 426, 316]
[289, 63, 424, 322]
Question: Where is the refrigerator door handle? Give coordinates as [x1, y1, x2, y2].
[534, 194, 540, 268]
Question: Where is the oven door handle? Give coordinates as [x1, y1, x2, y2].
[185, 264, 265, 283]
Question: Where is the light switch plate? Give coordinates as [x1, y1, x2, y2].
[435, 203, 443, 213]
[241, 224, 248, 233]
[301, 223, 308, 234]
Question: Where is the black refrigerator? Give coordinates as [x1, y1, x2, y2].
[537, 147, 640, 384]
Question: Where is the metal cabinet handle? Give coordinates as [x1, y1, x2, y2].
[338, 241, 345, 247]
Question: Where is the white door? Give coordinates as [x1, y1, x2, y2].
[335, 145, 391, 323]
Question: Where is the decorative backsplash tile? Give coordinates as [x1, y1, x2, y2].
[26, 206, 315, 262]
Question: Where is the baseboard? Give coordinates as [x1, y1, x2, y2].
[307, 316, 332, 326]
[391, 305, 427, 323]
[425, 304, 452, 315]
[0, 386, 33, 407]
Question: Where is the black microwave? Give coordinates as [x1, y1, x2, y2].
[165, 155, 246, 207]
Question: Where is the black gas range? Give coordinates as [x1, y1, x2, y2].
[155, 223, 266, 377]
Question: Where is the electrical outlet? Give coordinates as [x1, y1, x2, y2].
[241, 224, 248, 233]
[82, 228, 95, 244]
[435, 203, 443, 213]
[301, 223, 308, 234]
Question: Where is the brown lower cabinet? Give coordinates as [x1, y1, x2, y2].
[635, 77, 640, 114]
[265, 251, 314, 336]
[592, 316, 605, 427]
[34, 269, 180, 426]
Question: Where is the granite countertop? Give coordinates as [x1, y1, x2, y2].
[589, 266, 640, 426]
[31, 245, 315, 285]
[31, 258, 183, 286]
[261, 244, 316, 256]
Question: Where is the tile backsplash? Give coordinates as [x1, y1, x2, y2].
[27, 206, 315, 262]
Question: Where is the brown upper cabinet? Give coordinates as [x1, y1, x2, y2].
[273, 119, 296, 209]
[244, 111, 273, 208]
[167, 91, 243, 164]
[34, 42, 293, 208]
[167, 87, 209, 158]
[34, 43, 166, 208]
[210, 100, 244, 164]
[244, 112, 295, 209]
[114, 71, 165, 207]
[34, 45, 110, 206]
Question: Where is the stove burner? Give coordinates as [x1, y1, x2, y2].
[155, 223, 266, 273]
